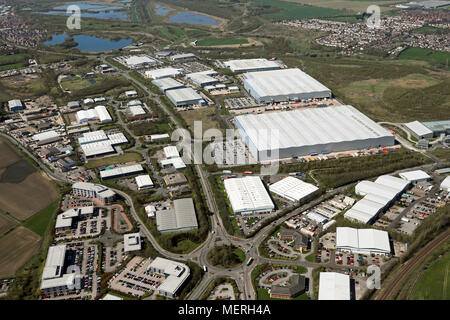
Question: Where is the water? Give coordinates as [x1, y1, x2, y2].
[34, 2, 129, 21]
[43, 33, 132, 52]
[168, 11, 222, 26]
[155, 4, 172, 16]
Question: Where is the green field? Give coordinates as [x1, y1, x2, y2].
[85, 152, 143, 169]
[410, 251, 450, 300]
[251, 0, 349, 20]
[197, 37, 248, 46]
[412, 26, 449, 35]
[399, 47, 450, 66]
[0, 53, 29, 71]
[21, 201, 59, 237]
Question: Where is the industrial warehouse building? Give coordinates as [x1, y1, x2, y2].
[156, 198, 198, 234]
[441, 176, 450, 192]
[185, 70, 219, 87]
[235, 105, 395, 161]
[152, 77, 185, 93]
[399, 170, 431, 183]
[404, 120, 450, 139]
[344, 175, 410, 224]
[8, 99, 24, 111]
[242, 68, 332, 104]
[170, 53, 196, 61]
[269, 176, 318, 202]
[224, 58, 281, 73]
[336, 227, 391, 255]
[78, 130, 128, 158]
[147, 257, 190, 297]
[76, 105, 112, 123]
[123, 55, 157, 69]
[72, 182, 116, 203]
[319, 272, 351, 300]
[41, 245, 78, 295]
[165, 87, 205, 107]
[135, 175, 154, 190]
[223, 176, 274, 215]
[100, 164, 144, 180]
[145, 67, 184, 79]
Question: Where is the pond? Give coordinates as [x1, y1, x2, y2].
[168, 11, 223, 26]
[155, 4, 172, 16]
[34, 2, 129, 21]
[43, 33, 133, 52]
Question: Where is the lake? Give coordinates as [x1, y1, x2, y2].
[155, 4, 172, 16]
[43, 33, 133, 52]
[34, 2, 129, 21]
[168, 11, 223, 26]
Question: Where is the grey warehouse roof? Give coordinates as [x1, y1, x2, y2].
[235, 105, 393, 152]
[166, 87, 203, 103]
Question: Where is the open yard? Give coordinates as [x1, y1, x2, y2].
[0, 75, 49, 103]
[179, 107, 225, 134]
[0, 213, 18, 237]
[0, 226, 41, 278]
[84, 152, 143, 169]
[410, 251, 450, 300]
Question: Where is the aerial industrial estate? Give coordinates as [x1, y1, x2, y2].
[0, 0, 448, 305]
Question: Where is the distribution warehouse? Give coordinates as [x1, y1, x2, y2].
[156, 198, 198, 233]
[223, 176, 274, 215]
[152, 78, 185, 93]
[344, 175, 410, 224]
[242, 68, 331, 104]
[336, 227, 391, 255]
[78, 130, 128, 158]
[269, 176, 318, 202]
[234, 105, 395, 161]
[318, 272, 351, 300]
[165, 87, 205, 106]
[224, 58, 281, 73]
[145, 67, 184, 79]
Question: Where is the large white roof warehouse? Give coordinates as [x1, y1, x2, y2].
[235, 105, 395, 161]
[243, 68, 331, 104]
[336, 227, 391, 255]
[166, 87, 204, 106]
[319, 272, 350, 300]
[224, 58, 281, 73]
[156, 198, 198, 234]
[269, 176, 318, 202]
[145, 67, 184, 79]
[223, 176, 274, 215]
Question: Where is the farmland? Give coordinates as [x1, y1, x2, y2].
[0, 213, 18, 237]
[197, 37, 249, 46]
[0, 227, 41, 278]
[0, 138, 58, 221]
[278, 0, 400, 12]
[398, 47, 450, 68]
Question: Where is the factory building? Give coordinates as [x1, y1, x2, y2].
[344, 175, 410, 224]
[318, 272, 351, 300]
[224, 58, 281, 73]
[242, 68, 331, 104]
[123, 55, 157, 69]
[135, 175, 154, 190]
[399, 170, 431, 183]
[8, 99, 24, 111]
[223, 176, 274, 215]
[269, 176, 318, 202]
[147, 257, 190, 297]
[441, 176, 450, 192]
[72, 182, 116, 203]
[235, 105, 395, 161]
[170, 53, 196, 62]
[165, 88, 205, 107]
[100, 164, 144, 180]
[78, 130, 128, 158]
[185, 70, 219, 87]
[145, 67, 184, 80]
[156, 198, 198, 234]
[76, 106, 112, 123]
[336, 227, 391, 255]
[128, 105, 146, 116]
[404, 120, 450, 139]
[152, 77, 185, 93]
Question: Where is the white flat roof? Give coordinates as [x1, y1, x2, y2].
[160, 157, 186, 169]
[145, 67, 183, 79]
[33, 130, 60, 142]
[135, 175, 153, 188]
[123, 233, 141, 252]
[166, 87, 203, 104]
[78, 130, 109, 144]
[81, 141, 115, 157]
[269, 176, 318, 202]
[319, 272, 350, 300]
[100, 164, 144, 179]
[164, 145, 180, 159]
[42, 245, 66, 280]
[129, 105, 146, 116]
[243, 68, 331, 98]
[156, 198, 198, 232]
[149, 257, 190, 295]
[124, 55, 157, 66]
[235, 105, 393, 152]
[224, 58, 280, 72]
[152, 77, 185, 91]
[223, 176, 274, 213]
[404, 121, 433, 137]
[95, 105, 112, 122]
[101, 294, 123, 300]
[399, 170, 431, 182]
